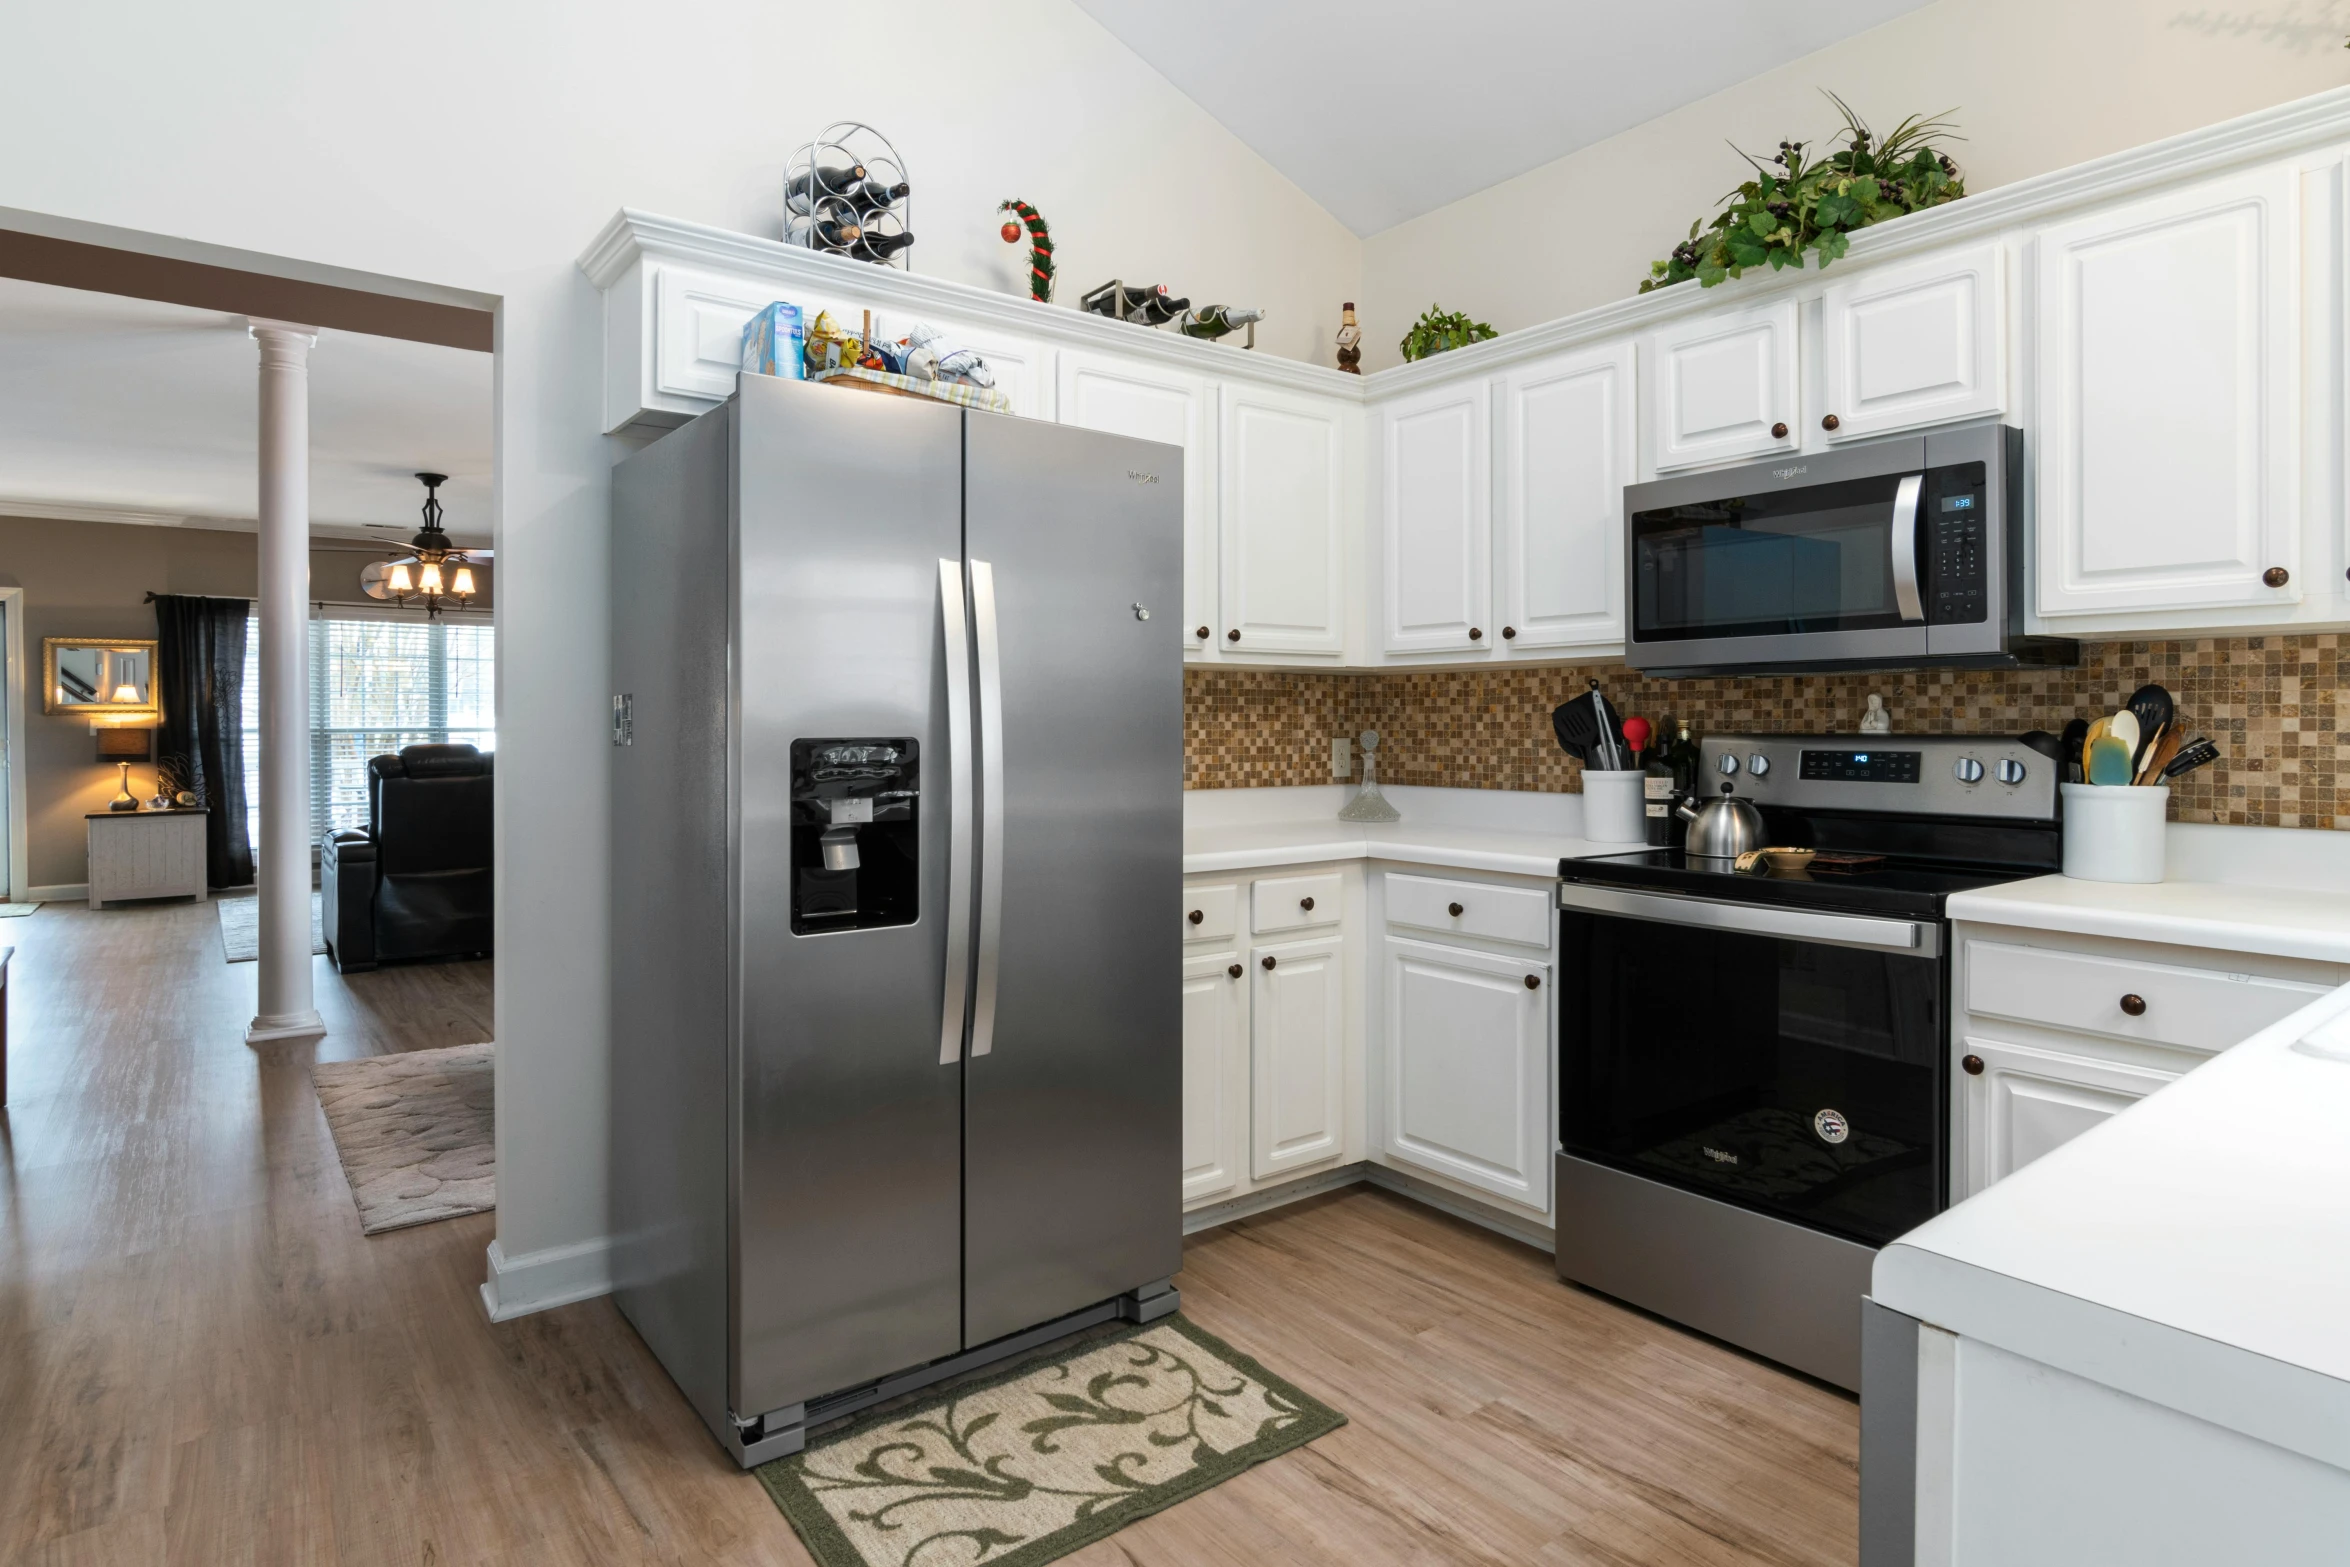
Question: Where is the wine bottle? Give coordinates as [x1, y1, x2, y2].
[848, 230, 915, 264]
[785, 163, 866, 213]
[1643, 718, 1679, 846]
[797, 213, 862, 251]
[1667, 724, 1700, 799]
[1132, 289, 1189, 326]
[849, 176, 910, 209]
[1177, 304, 1265, 340]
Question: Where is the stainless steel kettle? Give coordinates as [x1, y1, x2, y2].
[1678, 783, 1764, 861]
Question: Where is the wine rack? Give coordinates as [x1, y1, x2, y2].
[783, 122, 913, 270]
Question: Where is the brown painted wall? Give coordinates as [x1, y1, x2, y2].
[0, 514, 493, 888]
[1186, 636, 2349, 830]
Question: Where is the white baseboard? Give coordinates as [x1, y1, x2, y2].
[480, 1234, 614, 1323]
[1182, 1158, 1555, 1252]
[27, 882, 87, 904]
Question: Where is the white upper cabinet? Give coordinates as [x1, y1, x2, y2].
[1817, 242, 2005, 442]
[1496, 340, 1635, 652]
[2034, 165, 2301, 618]
[1056, 351, 1217, 653]
[1381, 382, 1493, 654]
[1649, 299, 1800, 472]
[1218, 384, 1348, 657]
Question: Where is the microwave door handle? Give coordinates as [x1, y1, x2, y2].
[938, 560, 974, 1067]
[1890, 473, 1926, 622]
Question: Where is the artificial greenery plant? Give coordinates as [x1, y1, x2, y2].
[1398, 305, 1498, 362]
[1641, 92, 1965, 293]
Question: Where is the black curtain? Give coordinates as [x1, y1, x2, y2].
[153, 594, 254, 888]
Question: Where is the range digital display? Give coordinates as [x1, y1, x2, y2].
[1798, 749, 1922, 783]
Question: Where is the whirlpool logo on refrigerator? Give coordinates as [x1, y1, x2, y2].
[1126, 469, 1160, 484]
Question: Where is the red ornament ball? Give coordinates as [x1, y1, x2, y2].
[1000, 219, 1022, 244]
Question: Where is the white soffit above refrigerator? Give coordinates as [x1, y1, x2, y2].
[1071, 0, 1931, 235]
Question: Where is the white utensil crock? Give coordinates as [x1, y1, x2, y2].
[1582, 769, 1648, 845]
[2062, 782, 2168, 884]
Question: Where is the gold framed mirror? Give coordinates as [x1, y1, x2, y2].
[42, 637, 160, 718]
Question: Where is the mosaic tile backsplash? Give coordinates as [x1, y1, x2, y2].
[1184, 636, 2350, 828]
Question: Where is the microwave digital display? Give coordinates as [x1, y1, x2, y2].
[1940, 495, 1976, 512]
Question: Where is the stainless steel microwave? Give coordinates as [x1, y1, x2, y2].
[1624, 424, 2075, 676]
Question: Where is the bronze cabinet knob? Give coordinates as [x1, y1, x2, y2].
[2120, 993, 2147, 1016]
[1962, 1054, 1985, 1076]
[1187, 909, 1204, 925]
[1524, 974, 1541, 990]
[1501, 626, 1517, 640]
[2264, 567, 2290, 588]
[1227, 963, 1243, 979]
[1226, 628, 1241, 642]
[1195, 625, 1210, 640]
[1261, 954, 1277, 971]
[1771, 421, 1790, 439]
[1822, 414, 1841, 431]
[1299, 896, 1315, 912]
[1468, 627, 1483, 642]
[1447, 902, 1465, 917]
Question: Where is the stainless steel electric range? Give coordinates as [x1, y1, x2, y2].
[1552, 733, 2060, 1389]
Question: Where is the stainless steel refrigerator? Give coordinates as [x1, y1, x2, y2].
[609, 371, 1184, 1467]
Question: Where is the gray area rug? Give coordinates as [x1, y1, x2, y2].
[312, 1042, 496, 1234]
[0, 901, 36, 918]
[217, 891, 326, 961]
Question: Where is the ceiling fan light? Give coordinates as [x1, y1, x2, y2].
[418, 561, 444, 595]
[451, 565, 476, 597]
[388, 562, 414, 593]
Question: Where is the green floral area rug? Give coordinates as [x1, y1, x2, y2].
[756, 1315, 1345, 1567]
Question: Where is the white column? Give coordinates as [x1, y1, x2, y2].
[245, 319, 325, 1045]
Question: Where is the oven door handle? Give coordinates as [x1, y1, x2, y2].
[1555, 882, 1940, 957]
[1890, 473, 1926, 623]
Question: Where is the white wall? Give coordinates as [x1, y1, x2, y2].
[1359, 0, 2350, 368]
[0, 0, 1360, 1303]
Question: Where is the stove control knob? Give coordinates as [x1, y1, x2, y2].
[1717, 753, 1741, 777]
[1746, 753, 1771, 778]
[1995, 758, 2027, 786]
[1953, 757, 1985, 784]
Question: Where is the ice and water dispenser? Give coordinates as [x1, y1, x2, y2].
[788, 738, 919, 934]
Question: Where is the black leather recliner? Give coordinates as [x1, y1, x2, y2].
[321, 743, 494, 973]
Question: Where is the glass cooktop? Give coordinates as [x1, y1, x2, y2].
[1557, 847, 2037, 920]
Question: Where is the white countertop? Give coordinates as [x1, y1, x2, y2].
[1874, 980, 2350, 1469]
[1948, 820, 2350, 962]
[1184, 785, 1630, 878]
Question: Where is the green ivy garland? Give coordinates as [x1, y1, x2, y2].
[1398, 305, 1497, 363]
[1641, 93, 1966, 294]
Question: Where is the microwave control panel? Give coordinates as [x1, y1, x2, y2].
[1925, 462, 1989, 624]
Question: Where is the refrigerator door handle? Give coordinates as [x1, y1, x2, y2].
[938, 559, 975, 1067]
[970, 558, 1005, 1057]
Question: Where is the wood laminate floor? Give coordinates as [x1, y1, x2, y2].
[0, 896, 1857, 1565]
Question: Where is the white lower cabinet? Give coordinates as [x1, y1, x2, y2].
[1180, 950, 1249, 1203]
[1956, 1034, 2178, 1200]
[1249, 934, 1348, 1180]
[1379, 935, 1550, 1211]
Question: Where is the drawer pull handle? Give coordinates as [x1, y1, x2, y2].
[1962, 1053, 1984, 1076]
[1299, 896, 1315, 912]
[1187, 908, 1204, 925]
[1502, 626, 1517, 640]
[1195, 625, 1210, 641]
[1822, 414, 1841, 432]
[1448, 902, 1465, 917]
[1771, 421, 1790, 440]
[1227, 628, 1241, 642]
[1468, 627, 1483, 642]
[2264, 567, 2290, 588]
[2120, 993, 2147, 1016]
[1227, 963, 1243, 979]
[1261, 954, 1277, 971]
[1524, 974, 1541, 991]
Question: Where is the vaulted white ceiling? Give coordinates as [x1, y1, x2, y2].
[1073, 0, 1931, 236]
[0, 276, 492, 545]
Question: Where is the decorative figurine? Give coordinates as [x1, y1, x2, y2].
[1338, 729, 1402, 822]
[998, 199, 1054, 302]
[1335, 301, 1362, 374]
[1859, 693, 1891, 734]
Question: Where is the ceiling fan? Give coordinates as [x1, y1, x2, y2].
[364, 472, 489, 615]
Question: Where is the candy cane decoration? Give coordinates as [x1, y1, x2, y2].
[998, 199, 1054, 303]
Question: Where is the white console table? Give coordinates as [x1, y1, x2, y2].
[86, 808, 209, 909]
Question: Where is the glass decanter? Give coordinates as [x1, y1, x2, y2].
[1338, 729, 1401, 822]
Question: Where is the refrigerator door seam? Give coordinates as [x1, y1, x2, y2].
[938, 558, 975, 1067]
[969, 558, 1005, 1057]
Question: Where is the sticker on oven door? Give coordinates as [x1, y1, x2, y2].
[1813, 1108, 1850, 1145]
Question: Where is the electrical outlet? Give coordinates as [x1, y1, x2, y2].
[1331, 735, 1351, 778]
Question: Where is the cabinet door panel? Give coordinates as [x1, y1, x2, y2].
[1381, 384, 1492, 653]
[1819, 243, 2004, 441]
[1058, 352, 1215, 654]
[1219, 385, 1346, 655]
[1250, 935, 1346, 1180]
[1182, 950, 1248, 1204]
[1381, 935, 1548, 1211]
[2035, 167, 2299, 616]
[1651, 300, 1799, 472]
[1957, 1035, 2177, 1200]
[1498, 341, 1633, 651]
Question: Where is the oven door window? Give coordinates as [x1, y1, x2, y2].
[1559, 911, 1942, 1246]
[1633, 472, 1917, 642]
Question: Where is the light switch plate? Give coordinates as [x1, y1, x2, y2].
[1331, 735, 1351, 778]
